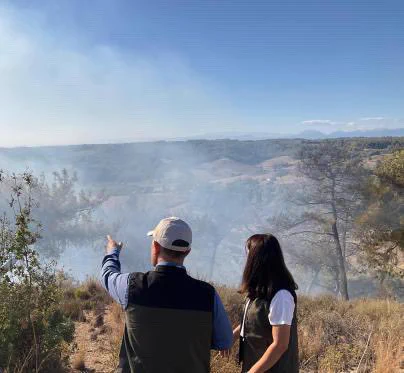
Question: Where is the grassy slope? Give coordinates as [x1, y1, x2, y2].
[63, 281, 403, 373]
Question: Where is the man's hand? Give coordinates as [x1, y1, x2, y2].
[106, 235, 123, 254]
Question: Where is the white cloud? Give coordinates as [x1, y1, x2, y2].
[301, 117, 403, 132]
[340, 122, 365, 131]
[0, 5, 241, 147]
[359, 117, 385, 121]
[301, 119, 337, 126]
[345, 117, 403, 130]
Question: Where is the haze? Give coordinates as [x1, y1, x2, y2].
[1, 0, 404, 147]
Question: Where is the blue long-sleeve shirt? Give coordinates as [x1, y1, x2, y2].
[101, 248, 233, 350]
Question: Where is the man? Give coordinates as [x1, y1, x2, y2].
[101, 217, 233, 373]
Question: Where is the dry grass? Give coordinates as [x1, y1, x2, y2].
[71, 351, 86, 371]
[372, 315, 404, 373]
[64, 282, 403, 372]
[110, 301, 124, 325]
[104, 302, 125, 370]
[60, 278, 112, 322]
[210, 286, 243, 373]
[213, 287, 404, 373]
[297, 296, 403, 372]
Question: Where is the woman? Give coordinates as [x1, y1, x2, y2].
[233, 234, 299, 373]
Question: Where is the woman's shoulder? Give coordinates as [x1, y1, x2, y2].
[268, 289, 296, 326]
[271, 289, 295, 305]
[249, 289, 296, 308]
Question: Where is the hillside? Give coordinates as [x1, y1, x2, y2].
[1, 138, 403, 373]
[1, 137, 402, 286]
[65, 280, 404, 373]
[1, 137, 402, 187]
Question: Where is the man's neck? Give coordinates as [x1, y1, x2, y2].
[156, 258, 185, 267]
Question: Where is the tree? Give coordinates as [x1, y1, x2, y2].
[31, 169, 108, 258]
[273, 140, 366, 300]
[356, 150, 404, 281]
[283, 234, 344, 294]
[0, 171, 74, 372]
[186, 178, 271, 280]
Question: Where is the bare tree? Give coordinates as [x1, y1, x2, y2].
[272, 140, 366, 300]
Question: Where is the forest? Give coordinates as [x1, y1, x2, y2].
[0, 137, 403, 372]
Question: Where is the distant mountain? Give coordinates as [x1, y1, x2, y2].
[181, 128, 404, 141]
[326, 128, 404, 138]
[175, 131, 281, 141]
[295, 130, 326, 139]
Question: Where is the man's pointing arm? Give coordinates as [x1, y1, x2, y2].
[100, 235, 129, 309]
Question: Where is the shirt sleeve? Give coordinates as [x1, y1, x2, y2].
[211, 290, 233, 350]
[268, 290, 295, 326]
[100, 248, 130, 309]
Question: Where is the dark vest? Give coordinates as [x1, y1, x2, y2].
[240, 289, 299, 373]
[117, 266, 215, 373]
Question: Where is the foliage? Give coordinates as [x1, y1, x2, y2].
[32, 169, 108, 258]
[0, 171, 74, 372]
[0, 169, 109, 259]
[272, 140, 368, 299]
[59, 277, 112, 322]
[357, 150, 404, 279]
[375, 149, 404, 187]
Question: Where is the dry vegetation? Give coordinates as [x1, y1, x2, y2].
[62, 282, 403, 373]
[213, 287, 404, 373]
[61, 278, 124, 372]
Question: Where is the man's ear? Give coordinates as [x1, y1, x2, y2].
[183, 249, 191, 258]
[153, 240, 161, 255]
[151, 240, 160, 266]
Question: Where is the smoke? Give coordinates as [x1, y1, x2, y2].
[2, 138, 401, 300]
[0, 3, 244, 148]
[0, 140, 298, 285]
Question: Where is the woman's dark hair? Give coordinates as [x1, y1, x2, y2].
[239, 234, 298, 299]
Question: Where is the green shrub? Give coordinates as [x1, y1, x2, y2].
[75, 288, 92, 301]
[60, 299, 86, 322]
[0, 171, 75, 372]
[319, 343, 362, 372]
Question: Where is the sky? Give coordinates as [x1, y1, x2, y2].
[1, 0, 403, 147]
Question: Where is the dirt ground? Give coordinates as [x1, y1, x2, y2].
[69, 305, 122, 373]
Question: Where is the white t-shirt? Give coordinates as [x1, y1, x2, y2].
[240, 290, 295, 337]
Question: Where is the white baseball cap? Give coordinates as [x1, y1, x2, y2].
[147, 217, 192, 252]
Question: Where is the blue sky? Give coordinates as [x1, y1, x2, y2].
[1, 0, 403, 146]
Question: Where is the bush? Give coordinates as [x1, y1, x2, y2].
[319, 343, 362, 372]
[59, 277, 111, 324]
[0, 172, 75, 372]
[75, 288, 92, 301]
[60, 299, 86, 322]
